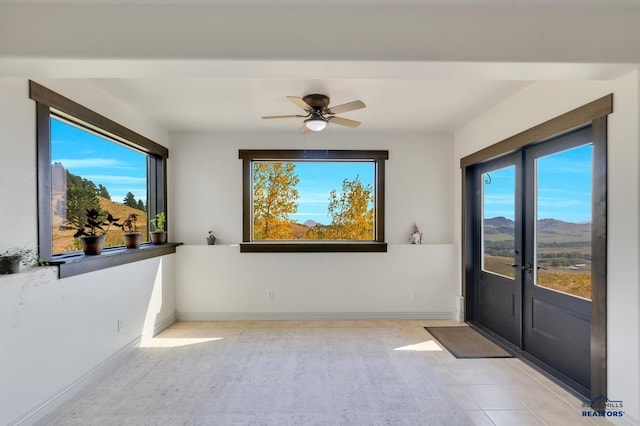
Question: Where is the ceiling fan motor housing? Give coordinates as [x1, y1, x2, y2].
[302, 94, 331, 111]
[261, 94, 364, 130]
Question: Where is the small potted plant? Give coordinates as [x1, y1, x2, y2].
[0, 248, 39, 275]
[122, 213, 143, 249]
[74, 208, 122, 255]
[207, 231, 216, 245]
[150, 212, 167, 245]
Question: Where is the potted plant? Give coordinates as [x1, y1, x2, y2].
[207, 231, 216, 245]
[0, 248, 39, 275]
[121, 213, 143, 249]
[74, 208, 122, 255]
[150, 212, 167, 245]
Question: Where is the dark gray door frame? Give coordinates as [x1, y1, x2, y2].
[461, 95, 611, 399]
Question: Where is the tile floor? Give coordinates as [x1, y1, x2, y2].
[164, 319, 628, 425]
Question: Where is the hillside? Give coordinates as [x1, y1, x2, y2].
[536, 218, 591, 242]
[484, 217, 590, 243]
[483, 216, 592, 296]
[52, 196, 148, 253]
[98, 197, 148, 233]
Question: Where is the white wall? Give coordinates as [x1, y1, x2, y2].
[453, 72, 640, 421]
[0, 78, 177, 425]
[171, 131, 458, 318]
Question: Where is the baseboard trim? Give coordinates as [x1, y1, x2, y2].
[141, 311, 177, 342]
[12, 313, 177, 426]
[176, 311, 455, 321]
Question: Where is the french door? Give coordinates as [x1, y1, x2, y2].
[472, 126, 600, 396]
[475, 153, 522, 347]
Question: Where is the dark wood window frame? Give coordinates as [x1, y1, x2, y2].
[239, 149, 388, 253]
[30, 80, 179, 278]
[461, 94, 611, 400]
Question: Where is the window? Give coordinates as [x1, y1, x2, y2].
[31, 81, 175, 277]
[51, 116, 150, 254]
[239, 150, 388, 252]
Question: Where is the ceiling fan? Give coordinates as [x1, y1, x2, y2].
[262, 94, 366, 132]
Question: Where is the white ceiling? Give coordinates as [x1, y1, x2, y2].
[2, 2, 639, 134]
[85, 61, 633, 133]
[90, 76, 530, 134]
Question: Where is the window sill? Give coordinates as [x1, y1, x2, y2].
[239, 242, 387, 253]
[49, 243, 183, 278]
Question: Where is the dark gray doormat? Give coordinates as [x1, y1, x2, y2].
[425, 326, 513, 359]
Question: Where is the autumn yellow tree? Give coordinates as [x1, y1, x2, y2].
[306, 175, 373, 240]
[253, 162, 300, 240]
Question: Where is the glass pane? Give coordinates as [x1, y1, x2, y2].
[482, 165, 516, 279]
[51, 116, 149, 254]
[535, 144, 592, 300]
[252, 161, 375, 241]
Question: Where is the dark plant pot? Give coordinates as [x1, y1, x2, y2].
[123, 232, 143, 249]
[150, 231, 167, 245]
[206, 236, 216, 245]
[80, 235, 106, 255]
[0, 255, 21, 274]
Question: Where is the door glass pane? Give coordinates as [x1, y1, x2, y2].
[482, 165, 516, 279]
[535, 144, 592, 300]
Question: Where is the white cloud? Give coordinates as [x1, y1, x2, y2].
[83, 175, 147, 185]
[537, 197, 589, 208]
[483, 194, 514, 205]
[290, 212, 329, 217]
[53, 158, 126, 169]
[297, 192, 331, 204]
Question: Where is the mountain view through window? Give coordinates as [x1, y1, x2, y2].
[252, 161, 375, 241]
[482, 144, 593, 300]
[51, 116, 148, 254]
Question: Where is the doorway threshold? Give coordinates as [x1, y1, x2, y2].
[466, 321, 590, 400]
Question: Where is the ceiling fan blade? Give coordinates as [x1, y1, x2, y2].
[328, 100, 366, 115]
[329, 116, 361, 128]
[262, 115, 305, 119]
[299, 123, 310, 134]
[287, 96, 312, 111]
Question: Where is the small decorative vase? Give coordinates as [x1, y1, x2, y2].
[206, 235, 216, 245]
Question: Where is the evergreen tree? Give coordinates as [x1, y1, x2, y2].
[123, 192, 138, 208]
[65, 172, 100, 230]
[136, 199, 145, 211]
[97, 184, 111, 200]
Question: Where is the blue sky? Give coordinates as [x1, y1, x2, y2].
[51, 117, 148, 203]
[483, 144, 593, 223]
[53, 115, 588, 224]
[290, 162, 374, 224]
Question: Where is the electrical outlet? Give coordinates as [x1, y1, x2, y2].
[268, 290, 275, 301]
[411, 290, 420, 300]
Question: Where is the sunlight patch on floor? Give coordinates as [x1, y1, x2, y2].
[141, 337, 223, 348]
[394, 340, 443, 352]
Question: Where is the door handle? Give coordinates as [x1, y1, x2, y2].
[522, 264, 533, 273]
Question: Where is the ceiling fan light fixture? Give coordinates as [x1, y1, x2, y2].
[263, 95, 366, 131]
[304, 117, 328, 132]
